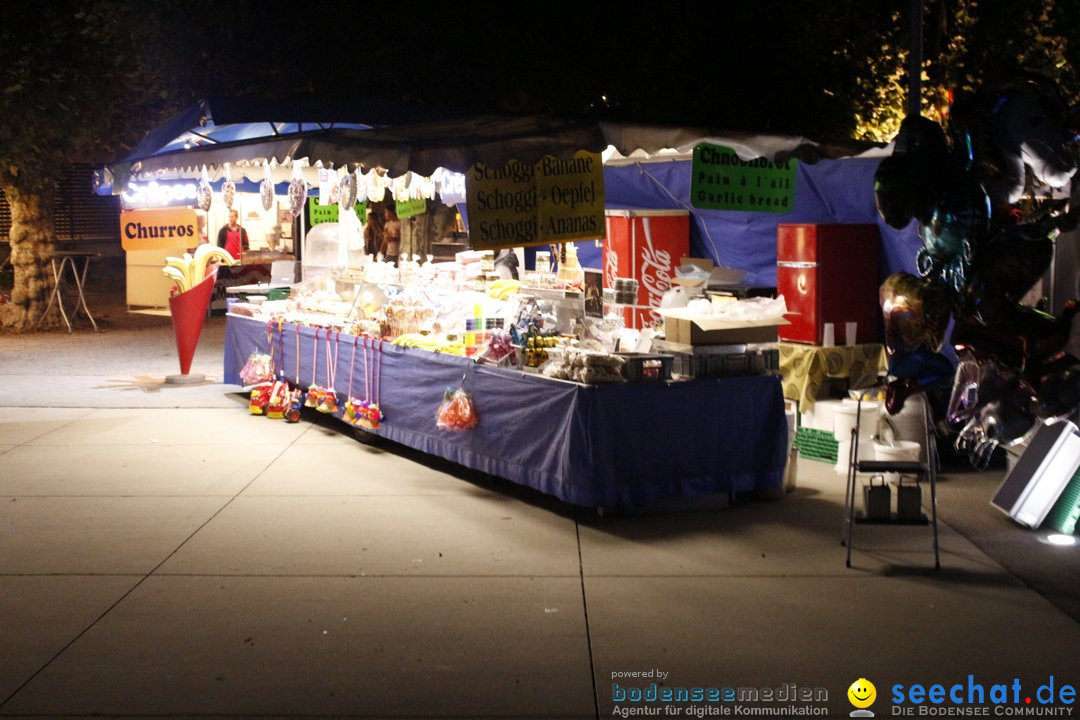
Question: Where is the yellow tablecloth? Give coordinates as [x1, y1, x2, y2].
[779, 342, 887, 413]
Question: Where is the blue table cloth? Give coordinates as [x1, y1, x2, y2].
[226, 315, 788, 508]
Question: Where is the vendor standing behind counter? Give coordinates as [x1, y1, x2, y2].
[217, 209, 250, 261]
[378, 204, 401, 266]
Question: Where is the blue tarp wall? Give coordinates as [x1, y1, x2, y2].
[569, 157, 922, 287]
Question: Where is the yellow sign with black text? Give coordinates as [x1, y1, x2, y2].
[466, 151, 605, 250]
[120, 208, 200, 251]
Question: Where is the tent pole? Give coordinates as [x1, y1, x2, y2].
[909, 0, 923, 117]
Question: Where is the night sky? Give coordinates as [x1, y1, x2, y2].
[117, 0, 870, 138]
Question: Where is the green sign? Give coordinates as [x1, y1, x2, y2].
[396, 197, 427, 219]
[308, 196, 368, 227]
[690, 143, 796, 212]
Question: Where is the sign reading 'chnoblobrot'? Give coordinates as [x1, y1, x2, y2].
[691, 143, 796, 212]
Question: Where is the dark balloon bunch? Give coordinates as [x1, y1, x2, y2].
[874, 75, 1080, 468]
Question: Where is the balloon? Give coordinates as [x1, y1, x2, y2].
[288, 178, 307, 217]
[880, 272, 954, 354]
[916, 168, 991, 291]
[964, 222, 1054, 319]
[873, 156, 920, 228]
[894, 76, 1080, 469]
[887, 350, 954, 387]
[222, 180, 236, 210]
[949, 358, 1039, 469]
[952, 302, 1076, 374]
[339, 172, 358, 210]
[945, 356, 981, 426]
[884, 352, 955, 416]
[893, 114, 952, 160]
[874, 116, 954, 228]
[950, 76, 1077, 208]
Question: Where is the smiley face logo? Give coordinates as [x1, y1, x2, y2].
[847, 678, 877, 709]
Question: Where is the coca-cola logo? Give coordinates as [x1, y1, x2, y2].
[639, 218, 673, 325]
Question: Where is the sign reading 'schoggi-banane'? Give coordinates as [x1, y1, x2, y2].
[466, 150, 605, 250]
[120, 208, 200, 250]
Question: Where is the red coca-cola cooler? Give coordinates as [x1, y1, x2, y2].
[603, 209, 689, 328]
[776, 223, 881, 345]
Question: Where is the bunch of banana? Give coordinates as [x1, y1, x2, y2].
[486, 278, 521, 300]
[390, 334, 467, 356]
[437, 342, 466, 356]
[161, 244, 239, 293]
[391, 333, 441, 350]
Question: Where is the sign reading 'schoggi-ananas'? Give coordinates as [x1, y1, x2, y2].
[466, 150, 605, 250]
[120, 208, 200, 250]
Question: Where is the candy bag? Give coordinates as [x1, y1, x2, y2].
[436, 386, 478, 432]
[240, 353, 274, 385]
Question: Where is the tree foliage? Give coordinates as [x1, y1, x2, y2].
[836, 0, 1079, 142]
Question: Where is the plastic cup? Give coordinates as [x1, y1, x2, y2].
[845, 321, 858, 345]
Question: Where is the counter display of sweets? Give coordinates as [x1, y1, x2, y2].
[464, 313, 505, 357]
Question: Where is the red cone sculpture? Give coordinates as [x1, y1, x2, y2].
[168, 272, 216, 376]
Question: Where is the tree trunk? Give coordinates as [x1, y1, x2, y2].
[1, 189, 58, 330]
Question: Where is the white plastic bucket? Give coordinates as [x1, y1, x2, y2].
[878, 393, 928, 462]
[834, 401, 878, 444]
[872, 440, 921, 482]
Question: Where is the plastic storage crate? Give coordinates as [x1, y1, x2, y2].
[656, 341, 779, 379]
[618, 354, 674, 382]
[793, 426, 839, 463]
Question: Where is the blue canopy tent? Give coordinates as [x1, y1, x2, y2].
[98, 109, 920, 289]
[586, 155, 921, 285]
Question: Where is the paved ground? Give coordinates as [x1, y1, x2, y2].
[0, 264, 1077, 719]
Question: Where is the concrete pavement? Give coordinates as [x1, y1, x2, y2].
[0, 303, 1077, 719]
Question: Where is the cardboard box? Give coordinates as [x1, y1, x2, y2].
[656, 307, 787, 345]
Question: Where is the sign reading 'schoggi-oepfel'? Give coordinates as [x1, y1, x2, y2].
[466, 150, 605, 250]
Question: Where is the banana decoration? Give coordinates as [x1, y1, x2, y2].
[161, 244, 239, 294]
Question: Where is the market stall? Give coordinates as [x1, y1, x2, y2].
[224, 314, 789, 509]
[97, 107, 901, 511]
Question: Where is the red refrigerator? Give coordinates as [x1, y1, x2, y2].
[776, 223, 881, 345]
[603, 209, 689, 329]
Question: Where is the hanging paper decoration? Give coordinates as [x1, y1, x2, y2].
[260, 163, 274, 211]
[393, 175, 409, 203]
[222, 165, 236, 210]
[288, 163, 307, 217]
[196, 167, 212, 211]
[365, 168, 390, 202]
